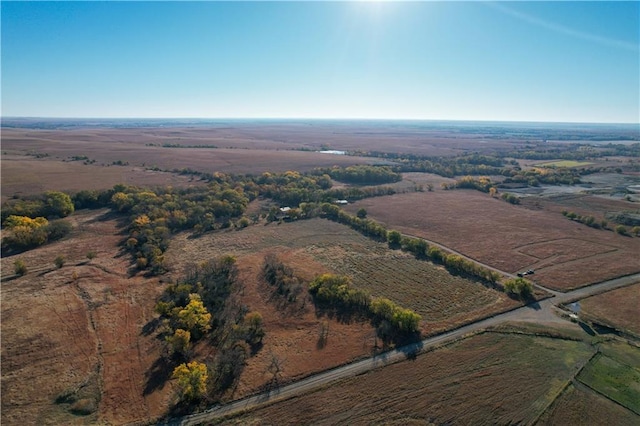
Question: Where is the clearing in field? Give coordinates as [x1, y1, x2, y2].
[345, 190, 640, 290]
[578, 283, 640, 337]
[216, 331, 599, 425]
[165, 218, 519, 337]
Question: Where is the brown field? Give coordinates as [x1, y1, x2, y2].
[1, 155, 206, 203]
[0, 124, 536, 202]
[3, 123, 639, 424]
[535, 383, 639, 425]
[165, 218, 520, 337]
[1, 210, 169, 425]
[345, 189, 640, 290]
[579, 283, 640, 337]
[217, 331, 599, 425]
[521, 192, 638, 223]
[2, 213, 391, 424]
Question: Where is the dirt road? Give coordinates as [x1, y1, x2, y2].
[162, 271, 640, 426]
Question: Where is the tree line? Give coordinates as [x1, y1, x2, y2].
[308, 274, 422, 343]
[154, 256, 265, 404]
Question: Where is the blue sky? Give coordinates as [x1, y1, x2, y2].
[2, 1, 639, 123]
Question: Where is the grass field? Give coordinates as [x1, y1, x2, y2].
[535, 383, 639, 425]
[345, 190, 640, 290]
[166, 218, 519, 336]
[0, 210, 169, 425]
[217, 331, 597, 425]
[577, 353, 640, 414]
[579, 283, 640, 337]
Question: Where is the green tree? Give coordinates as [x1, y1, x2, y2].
[356, 208, 367, 219]
[172, 361, 208, 401]
[43, 191, 75, 217]
[387, 230, 402, 247]
[503, 277, 533, 299]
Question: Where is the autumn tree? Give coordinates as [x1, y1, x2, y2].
[178, 294, 212, 338]
[172, 361, 208, 401]
[43, 191, 75, 218]
[241, 312, 265, 346]
[166, 328, 191, 357]
[503, 277, 533, 299]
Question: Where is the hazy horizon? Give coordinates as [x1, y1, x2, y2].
[2, 2, 639, 123]
[2, 116, 640, 125]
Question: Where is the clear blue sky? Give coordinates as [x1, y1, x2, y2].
[2, 1, 639, 123]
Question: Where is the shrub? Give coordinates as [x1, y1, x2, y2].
[14, 259, 27, 276]
[54, 255, 65, 269]
[503, 277, 533, 299]
[45, 220, 73, 241]
[615, 225, 628, 236]
[387, 230, 402, 247]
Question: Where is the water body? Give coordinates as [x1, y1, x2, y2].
[318, 150, 346, 155]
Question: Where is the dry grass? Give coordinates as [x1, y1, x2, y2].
[345, 190, 640, 290]
[219, 331, 596, 425]
[165, 218, 519, 337]
[579, 283, 640, 337]
[1, 155, 205, 202]
[1, 210, 170, 425]
[535, 383, 639, 425]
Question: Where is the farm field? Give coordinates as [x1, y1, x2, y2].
[0, 155, 205, 203]
[345, 190, 640, 290]
[215, 330, 601, 425]
[2, 120, 639, 424]
[577, 352, 640, 414]
[535, 383, 640, 425]
[578, 283, 640, 337]
[522, 193, 639, 225]
[165, 218, 520, 337]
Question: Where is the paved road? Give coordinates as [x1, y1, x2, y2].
[162, 272, 640, 426]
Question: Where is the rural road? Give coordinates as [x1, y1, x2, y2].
[161, 271, 640, 426]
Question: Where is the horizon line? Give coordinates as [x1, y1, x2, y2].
[2, 116, 639, 126]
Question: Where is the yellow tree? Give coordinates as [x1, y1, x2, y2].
[172, 361, 208, 401]
[178, 294, 211, 337]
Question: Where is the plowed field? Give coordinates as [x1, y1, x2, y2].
[217, 331, 598, 425]
[345, 190, 640, 290]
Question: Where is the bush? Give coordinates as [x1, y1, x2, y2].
[387, 230, 402, 247]
[54, 255, 65, 269]
[14, 259, 27, 276]
[615, 225, 628, 236]
[503, 277, 533, 299]
[45, 220, 73, 241]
